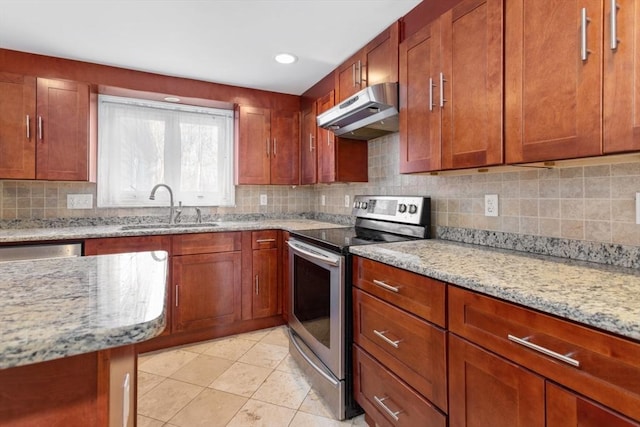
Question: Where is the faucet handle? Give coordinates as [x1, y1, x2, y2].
[175, 201, 183, 223]
[195, 207, 202, 224]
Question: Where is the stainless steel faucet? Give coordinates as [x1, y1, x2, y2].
[149, 183, 175, 224]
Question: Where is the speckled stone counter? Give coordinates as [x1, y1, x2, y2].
[0, 219, 347, 244]
[349, 240, 640, 342]
[0, 251, 168, 369]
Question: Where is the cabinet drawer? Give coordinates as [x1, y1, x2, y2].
[352, 256, 446, 327]
[449, 286, 640, 421]
[354, 345, 447, 427]
[251, 230, 278, 249]
[172, 232, 241, 256]
[353, 288, 447, 411]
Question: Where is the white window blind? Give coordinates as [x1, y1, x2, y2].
[97, 95, 235, 207]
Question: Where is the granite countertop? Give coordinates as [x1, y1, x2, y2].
[0, 219, 347, 243]
[350, 240, 640, 342]
[0, 251, 168, 370]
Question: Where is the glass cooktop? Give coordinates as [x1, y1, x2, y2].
[290, 226, 416, 253]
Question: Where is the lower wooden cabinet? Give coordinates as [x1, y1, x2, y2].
[248, 230, 281, 319]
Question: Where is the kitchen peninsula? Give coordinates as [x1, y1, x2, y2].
[0, 251, 168, 427]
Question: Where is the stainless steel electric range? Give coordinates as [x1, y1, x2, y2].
[286, 195, 431, 420]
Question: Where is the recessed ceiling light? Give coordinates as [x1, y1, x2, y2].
[163, 96, 181, 103]
[275, 53, 298, 64]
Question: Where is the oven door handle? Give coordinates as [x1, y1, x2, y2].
[287, 240, 341, 266]
[289, 329, 340, 387]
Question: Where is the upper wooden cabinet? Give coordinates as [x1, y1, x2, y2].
[236, 106, 299, 185]
[300, 103, 317, 185]
[400, 0, 504, 173]
[0, 73, 90, 180]
[316, 90, 368, 183]
[335, 22, 400, 103]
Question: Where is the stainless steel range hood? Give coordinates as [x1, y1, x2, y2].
[317, 82, 398, 140]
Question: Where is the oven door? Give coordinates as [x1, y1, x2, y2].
[287, 238, 345, 379]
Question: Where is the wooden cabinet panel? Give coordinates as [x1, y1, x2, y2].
[441, 0, 503, 169]
[36, 78, 89, 181]
[300, 104, 317, 184]
[353, 288, 447, 411]
[0, 72, 36, 179]
[603, 0, 640, 154]
[172, 251, 242, 332]
[251, 230, 278, 250]
[365, 22, 399, 88]
[251, 247, 279, 319]
[173, 232, 241, 256]
[449, 334, 545, 427]
[354, 345, 447, 427]
[281, 231, 290, 323]
[399, 18, 442, 173]
[449, 286, 640, 421]
[84, 235, 171, 255]
[317, 90, 336, 183]
[505, 0, 603, 163]
[336, 52, 364, 104]
[270, 110, 300, 184]
[547, 382, 640, 427]
[237, 105, 271, 184]
[352, 255, 446, 327]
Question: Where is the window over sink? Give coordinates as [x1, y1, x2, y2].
[97, 95, 235, 207]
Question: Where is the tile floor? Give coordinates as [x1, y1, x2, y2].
[137, 326, 367, 427]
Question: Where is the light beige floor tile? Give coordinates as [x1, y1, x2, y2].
[275, 354, 305, 376]
[138, 371, 165, 397]
[202, 336, 256, 361]
[137, 378, 203, 422]
[238, 328, 272, 342]
[227, 399, 297, 427]
[138, 348, 199, 377]
[259, 326, 290, 347]
[168, 388, 247, 427]
[209, 361, 272, 397]
[137, 415, 164, 427]
[252, 370, 311, 409]
[299, 388, 335, 418]
[289, 411, 353, 427]
[238, 342, 289, 369]
[169, 354, 234, 386]
[350, 414, 367, 425]
[178, 341, 213, 354]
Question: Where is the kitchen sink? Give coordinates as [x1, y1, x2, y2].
[120, 222, 219, 230]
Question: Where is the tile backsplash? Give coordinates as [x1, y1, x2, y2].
[2, 133, 639, 246]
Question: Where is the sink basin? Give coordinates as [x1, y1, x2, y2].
[120, 222, 219, 231]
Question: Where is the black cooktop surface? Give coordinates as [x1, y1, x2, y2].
[290, 226, 417, 253]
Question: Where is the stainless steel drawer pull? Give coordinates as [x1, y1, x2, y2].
[374, 396, 402, 421]
[439, 72, 447, 107]
[428, 77, 435, 112]
[372, 279, 399, 293]
[508, 334, 580, 367]
[256, 238, 276, 243]
[26, 115, 30, 139]
[611, 0, 619, 50]
[175, 285, 179, 307]
[38, 116, 43, 140]
[273, 138, 277, 156]
[581, 7, 591, 61]
[374, 329, 401, 349]
[255, 275, 259, 295]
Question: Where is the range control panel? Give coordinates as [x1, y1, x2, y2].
[352, 195, 430, 226]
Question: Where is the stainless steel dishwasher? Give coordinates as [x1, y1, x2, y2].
[0, 243, 82, 262]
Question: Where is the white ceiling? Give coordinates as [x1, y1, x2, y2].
[0, 0, 422, 95]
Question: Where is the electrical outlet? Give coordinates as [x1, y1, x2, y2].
[67, 194, 93, 209]
[484, 194, 499, 217]
[344, 195, 350, 208]
[259, 194, 268, 206]
[321, 195, 326, 206]
[636, 192, 640, 225]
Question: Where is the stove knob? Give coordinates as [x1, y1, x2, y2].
[355, 201, 361, 209]
[409, 204, 418, 214]
[398, 203, 407, 213]
[362, 202, 368, 209]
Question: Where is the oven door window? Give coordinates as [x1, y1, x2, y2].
[293, 255, 331, 349]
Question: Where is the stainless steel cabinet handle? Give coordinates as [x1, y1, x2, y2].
[356, 60, 362, 86]
[373, 396, 401, 421]
[428, 77, 435, 112]
[38, 116, 43, 140]
[373, 279, 399, 293]
[175, 285, 179, 307]
[309, 134, 315, 151]
[352, 63, 357, 87]
[255, 275, 259, 295]
[273, 138, 277, 156]
[508, 334, 580, 367]
[26, 115, 30, 139]
[439, 72, 446, 107]
[266, 138, 270, 157]
[373, 329, 401, 349]
[581, 7, 591, 61]
[611, 0, 619, 50]
[256, 238, 276, 243]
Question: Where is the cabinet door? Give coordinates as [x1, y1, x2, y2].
[173, 251, 242, 332]
[237, 105, 271, 184]
[317, 90, 336, 183]
[547, 382, 640, 427]
[36, 78, 89, 181]
[365, 22, 399, 88]
[252, 248, 279, 319]
[399, 18, 442, 173]
[449, 334, 545, 427]
[336, 52, 364, 103]
[0, 72, 36, 179]
[603, 0, 640, 154]
[300, 104, 317, 185]
[441, 0, 503, 169]
[270, 110, 300, 185]
[505, 0, 602, 163]
[84, 235, 171, 255]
